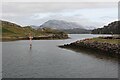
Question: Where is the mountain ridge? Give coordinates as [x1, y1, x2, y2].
[39, 20, 84, 29]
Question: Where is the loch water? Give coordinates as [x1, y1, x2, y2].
[2, 34, 118, 78]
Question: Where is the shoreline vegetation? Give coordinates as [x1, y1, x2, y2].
[59, 36, 120, 58]
[1, 34, 69, 41]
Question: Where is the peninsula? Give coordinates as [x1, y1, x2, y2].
[59, 21, 120, 58]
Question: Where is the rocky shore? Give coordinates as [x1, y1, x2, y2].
[59, 36, 120, 58]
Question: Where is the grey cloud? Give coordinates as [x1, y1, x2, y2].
[2, 2, 117, 14]
[1, 2, 118, 28]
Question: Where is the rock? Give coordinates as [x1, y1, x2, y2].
[59, 38, 120, 58]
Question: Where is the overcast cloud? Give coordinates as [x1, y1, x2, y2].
[1, 2, 118, 29]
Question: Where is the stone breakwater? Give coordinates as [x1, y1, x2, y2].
[59, 38, 120, 57]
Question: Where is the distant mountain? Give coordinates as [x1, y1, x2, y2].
[39, 20, 91, 34]
[40, 20, 84, 29]
[92, 21, 120, 34]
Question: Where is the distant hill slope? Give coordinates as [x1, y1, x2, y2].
[39, 20, 91, 34]
[40, 20, 84, 29]
[92, 21, 120, 34]
[1, 20, 39, 37]
[0, 20, 68, 38]
[59, 28, 91, 34]
[1, 20, 26, 37]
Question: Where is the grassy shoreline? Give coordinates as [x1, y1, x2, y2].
[1, 34, 69, 41]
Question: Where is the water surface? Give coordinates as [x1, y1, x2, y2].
[2, 34, 118, 78]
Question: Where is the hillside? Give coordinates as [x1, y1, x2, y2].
[1, 20, 39, 37]
[39, 20, 90, 34]
[59, 28, 91, 34]
[92, 21, 120, 34]
[0, 20, 68, 40]
[40, 20, 84, 29]
[1, 20, 25, 37]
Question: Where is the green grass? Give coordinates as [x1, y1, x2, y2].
[1, 20, 68, 39]
[90, 37, 120, 44]
[2, 28, 16, 34]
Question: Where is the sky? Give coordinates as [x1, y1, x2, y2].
[1, 2, 118, 29]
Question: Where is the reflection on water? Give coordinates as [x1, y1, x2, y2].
[60, 47, 118, 61]
[2, 34, 118, 78]
[28, 46, 32, 65]
[30, 45, 32, 50]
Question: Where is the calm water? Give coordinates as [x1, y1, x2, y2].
[2, 34, 118, 78]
